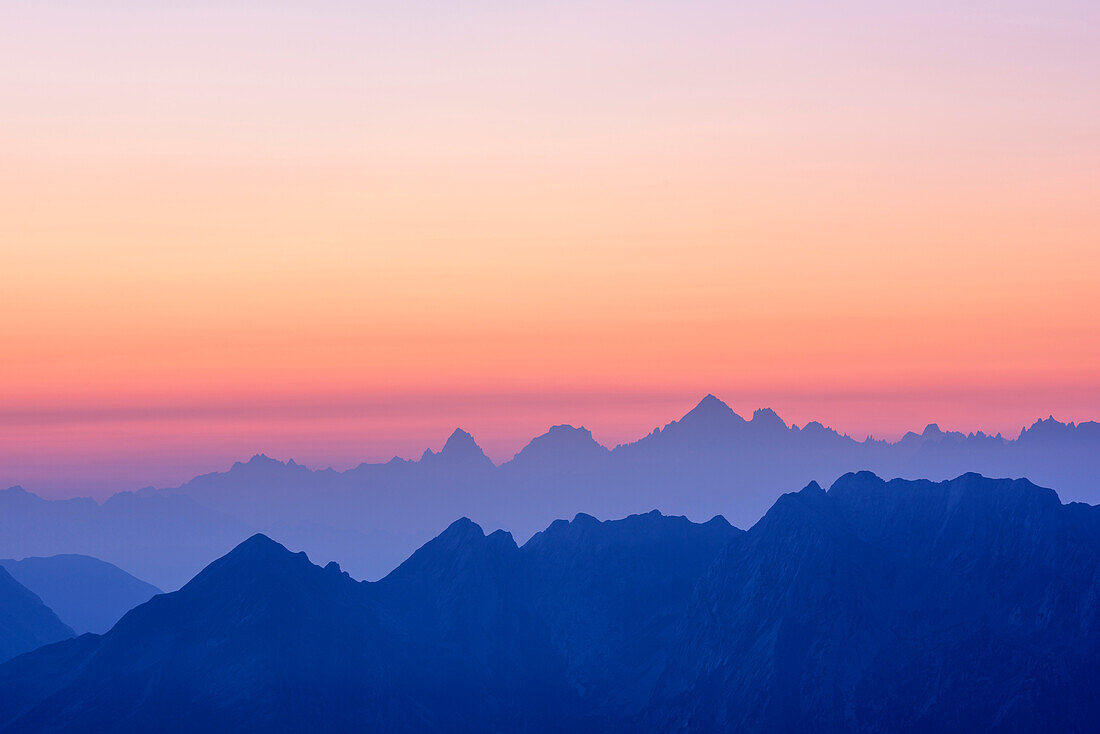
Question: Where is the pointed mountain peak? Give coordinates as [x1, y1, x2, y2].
[180, 533, 316, 596]
[223, 533, 296, 563]
[800, 480, 825, 494]
[437, 516, 486, 543]
[442, 428, 479, 452]
[921, 423, 943, 437]
[441, 429, 491, 460]
[678, 394, 744, 427]
[751, 407, 787, 429]
[420, 429, 494, 469]
[695, 393, 734, 413]
[382, 516, 520, 586]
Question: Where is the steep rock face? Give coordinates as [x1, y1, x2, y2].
[0, 568, 73, 664]
[0, 535, 418, 733]
[374, 518, 583, 730]
[521, 511, 738, 714]
[644, 482, 888, 732]
[642, 474, 1100, 733]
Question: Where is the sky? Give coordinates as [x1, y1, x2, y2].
[2, 1, 1098, 497]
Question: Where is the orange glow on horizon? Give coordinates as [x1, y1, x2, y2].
[1, 1, 1097, 495]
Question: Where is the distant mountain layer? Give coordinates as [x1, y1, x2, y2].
[0, 568, 73, 664]
[1, 395, 1097, 588]
[0, 556, 161, 635]
[0, 473, 1096, 732]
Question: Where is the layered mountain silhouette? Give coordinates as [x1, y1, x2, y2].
[0, 555, 161, 635]
[0, 568, 73, 664]
[1, 395, 1097, 588]
[0, 472, 1097, 732]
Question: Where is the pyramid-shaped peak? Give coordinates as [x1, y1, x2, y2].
[441, 428, 487, 457]
[697, 393, 730, 410]
[381, 516, 520, 585]
[437, 516, 486, 542]
[420, 429, 494, 469]
[679, 394, 744, 425]
[180, 532, 314, 595]
[223, 533, 296, 562]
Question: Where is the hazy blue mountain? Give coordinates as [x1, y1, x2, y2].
[1, 395, 1098, 587]
[501, 424, 610, 474]
[0, 473, 1097, 732]
[0, 568, 73, 664]
[0, 555, 161, 635]
[0, 486, 251, 590]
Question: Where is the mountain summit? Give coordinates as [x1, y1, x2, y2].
[1, 473, 1098, 732]
[676, 393, 745, 431]
[420, 429, 495, 470]
[2, 396, 1099, 589]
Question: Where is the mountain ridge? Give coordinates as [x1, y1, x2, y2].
[0, 555, 161, 635]
[0, 472, 1097, 732]
[1, 395, 1098, 589]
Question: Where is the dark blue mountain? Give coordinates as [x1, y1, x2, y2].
[1, 395, 1098, 589]
[642, 472, 1100, 732]
[0, 510, 735, 732]
[0, 568, 73, 664]
[0, 555, 161, 635]
[0, 473, 1097, 732]
[520, 511, 738, 718]
[0, 486, 250, 590]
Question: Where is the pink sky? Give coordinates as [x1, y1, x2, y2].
[1, 1, 1098, 496]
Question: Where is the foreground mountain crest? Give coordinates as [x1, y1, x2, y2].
[0, 472, 1097, 733]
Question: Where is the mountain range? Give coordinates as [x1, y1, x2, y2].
[1, 395, 1097, 588]
[0, 472, 1096, 732]
[0, 569, 73, 664]
[0, 556, 161, 635]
